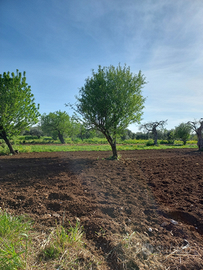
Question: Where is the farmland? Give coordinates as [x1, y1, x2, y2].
[0, 148, 202, 269]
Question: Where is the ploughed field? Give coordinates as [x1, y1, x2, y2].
[0, 149, 203, 269]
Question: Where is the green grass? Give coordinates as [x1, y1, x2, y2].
[0, 211, 31, 270]
[0, 211, 101, 269]
[0, 143, 198, 155]
[0, 137, 198, 155]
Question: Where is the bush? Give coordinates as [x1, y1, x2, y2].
[146, 139, 155, 146]
[159, 139, 174, 145]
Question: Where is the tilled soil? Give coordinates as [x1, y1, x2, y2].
[0, 149, 203, 269]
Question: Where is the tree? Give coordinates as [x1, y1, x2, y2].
[0, 70, 40, 154]
[187, 119, 203, 151]
[174, 123, 191, 145]
[166, 129, 175, 144]
[41, 111, 72, 144]
[76, 123, 97, 141]
[120, 129, 136, 140]
[135, 132, 148, 140]
[23, 126, 43, 138]
[140, 120, 167, 145]
[68, 64, 146, 159]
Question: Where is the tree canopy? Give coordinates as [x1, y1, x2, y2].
[0, 70, 40, 154]
[68, 64, 146, 158]
[174, 123, 191, 145]
[41, 111, 72, 144]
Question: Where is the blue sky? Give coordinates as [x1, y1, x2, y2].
[1, 0, 203, 132]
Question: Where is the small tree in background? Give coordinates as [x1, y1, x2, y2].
[120, 129, 136, 140]
[41, 111, 71, 144]
[0, 70, 40, 154]
[166, 129, 175, 144]
[27, 126, 43, 138]
[174, 123, 191, 145]
[187, 119, 203, 151]
[67, 64, 146, 159]
[140, 120, 167, 145]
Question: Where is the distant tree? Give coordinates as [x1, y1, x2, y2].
[76, 124, 97, 140]
[166, 129, 175, 144]
[22, 126, 43, 138]
[30, 126, 43, 138]
[140, 120, 167, 145]
[41, 111, 71, 144]
[135, 132, 148, 140]
[120, 129, 136, 140]
[67, 64, 146, 159]
[174, 123, 191, 145]
[0, 70, 40, 154]
[187, 119, 203, 151]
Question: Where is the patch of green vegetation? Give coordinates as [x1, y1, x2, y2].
[0, 211, 31, 270]
[0, 137, 198, 155]
[0, 211, 101, 269]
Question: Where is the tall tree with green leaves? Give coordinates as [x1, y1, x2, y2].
[0, 70, 40, 154]
[174, 123, 191, 145]
[68, 64, 146, 159]
[41, 111, 72, 143]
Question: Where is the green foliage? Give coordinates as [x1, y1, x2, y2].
[23, 126, 43, 138]
[135, 132, 149, 140]
[39, 221, 83, 262]
[41, 111, 72, 143]
[166, 129, 175, 144]
[0, 211, 31, 270]
[174, 123, 191, 145]
[71, 64, 146, 158]
[146, 139, 155, 146]
[0, 70, 40, 153]
[120, 129, 136, 140]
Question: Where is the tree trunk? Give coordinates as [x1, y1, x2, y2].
[110, 141, 118, 159]
[58, 133, 65, 144]
[0, 130, 15, 154]
[153, 132, 158, 145]
[102, 131, 118, 159]
[197, 137, 203, 151]
[152, 127, 158, 145]
[196, 127, 203, 151]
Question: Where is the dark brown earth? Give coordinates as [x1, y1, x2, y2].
[0, 149, 203, 269]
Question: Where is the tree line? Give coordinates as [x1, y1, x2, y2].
[1, 66, 203, 157]
[23, 117, 199, 145]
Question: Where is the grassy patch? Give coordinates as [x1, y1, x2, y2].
[0, 211, 31, 270]
[0, 137, 198, 155]
[0, 211, 102, 269]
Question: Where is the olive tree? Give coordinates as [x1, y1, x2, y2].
[41, 111, 72, 144]
[187, 119, 203, 151]
[0, 70, 40, 154]
[174, 123, 191, 145]
[140, 120, 167, 145]
[68, 64, 146, 159]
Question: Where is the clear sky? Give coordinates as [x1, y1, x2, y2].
[1, 0, 203, 132]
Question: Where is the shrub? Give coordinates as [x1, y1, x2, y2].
[146, 139, 155, 146]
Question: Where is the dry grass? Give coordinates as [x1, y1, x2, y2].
[1, 211, 202, 269]
[108, 226, 203, 270]
[26, 223, 105, 270]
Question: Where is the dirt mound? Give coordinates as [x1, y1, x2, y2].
[0, 149, 203, 269]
